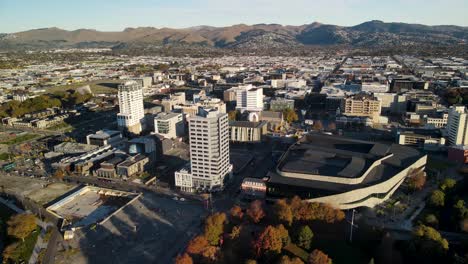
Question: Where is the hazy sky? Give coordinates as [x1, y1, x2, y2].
[1, 0, 467, 33]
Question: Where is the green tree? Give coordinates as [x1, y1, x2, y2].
[228, 110, 241, 121]
[424, 214, 439, 227]
[296, 225, 314, 250]
[429, 190, 445, 207]
[412, 225, 449, 256]
[439, 178, 456, 191]
[204, 212, 227, 246]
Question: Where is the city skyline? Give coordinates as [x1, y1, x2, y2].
[1, 0, 468, 33]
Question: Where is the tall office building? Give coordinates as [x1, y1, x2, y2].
[447, 106, 468, 146]
[236, 84, 264, 112]
[175, 108, 232, 192]
[117, 81, 145, 134]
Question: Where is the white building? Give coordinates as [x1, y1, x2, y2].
[117, 81, 145, 134]
[447, 106, 468, 146]
[235, 84, 264, 112]
[154, 112, 185, 139]
[175, 108, 232, 192]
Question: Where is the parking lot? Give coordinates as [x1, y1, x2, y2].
[55, 191, 205, 264]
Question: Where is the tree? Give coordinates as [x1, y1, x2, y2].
[440, 178, 456, 191]
[412, 225, 449, 255]
[7, 213, 37, 242]
[204, 212, 227, 246]
[230, 205, 244, 221]
[202, 246, 219, 261]
[460, 218, 468, 233]
[53, 170, 65, 181]
[283, 109, 299, 123]
[175, 253, 193, 264]
[424, 214, 439, 227]
[327, 122, 336, 131]
[278, 255, 305, 264]
[230, 225, 242, 240]
[274, 199, 293, 226]
[245, 260, 257, 264]
[308, 249, 332, 264]
[296, 225, 314, 250]
[246, 200, 265, 224]
[187, 235, 209, 255]
[228, 110, 241, 121]
[2, 242, 20, 262]
[254, 225, 290, 256]
[312, 120, 323, 131]
[407, 170, 426, 191]
[429, 190, 445, 207]
[454, 200, 468, 220]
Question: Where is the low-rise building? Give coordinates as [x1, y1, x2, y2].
[116, 154, 149, 178]
[154, 112, 185, 139]
[229, 121, 267, 143]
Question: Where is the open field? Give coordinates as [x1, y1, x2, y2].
[44, 79, 122, 94]
[0, 175, 76, 205]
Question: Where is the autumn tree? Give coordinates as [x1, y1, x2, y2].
[274, 199, 293, 226]
[175, 253, 193, 264]
[308, 249, 332, 264]
[312, 120, 323, 131]
[247, 200, 265, 224]
[429, 190, 445, 207]
[228, 110, 241, 121]
[229, 225, 242, 240]
[327, 122, 336, 131]
[278, 255, 305, 264]
[2, 242, 20, 263]
[204, 212, 227, 246]
[283, 109, 299, 124]
[53, 169, 65, 181]
[407, 170, 426, 191]
[7, 213, 37, 242]
[254, 225, 290, 256]
[230, 205, 244, 221]
[187, 235, 209, 255]
[296, 225, 314, 250]
[202, 246, 219, 261]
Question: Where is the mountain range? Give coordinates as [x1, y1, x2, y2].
[0, 20, 467, 51]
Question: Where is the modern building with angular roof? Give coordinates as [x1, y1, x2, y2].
[267, 134, 427, 209]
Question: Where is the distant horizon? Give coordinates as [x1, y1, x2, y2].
[1, 0, 468, 33]
[3, 19, 468, 34]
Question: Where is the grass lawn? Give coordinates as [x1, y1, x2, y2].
[0, 152, 14, 161]
[310, 239, 371, 264]
[1, 134, 38, 145]
[45, 79, 121, 94]
[46, 122, 73, 132]
[284, 243, 309, 261]
[11, 226, 41, 263]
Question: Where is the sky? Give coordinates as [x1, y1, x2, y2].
[1, 0, 467, 33]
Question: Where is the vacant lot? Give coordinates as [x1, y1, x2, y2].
[45, 79, 122, 94]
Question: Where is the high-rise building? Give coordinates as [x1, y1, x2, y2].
[235, 84, 263, 112]
[175, 108, 232, 192]
[447, 106, 468, 146]
[117, 81, 145, 134]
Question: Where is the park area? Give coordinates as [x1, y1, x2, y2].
[177, 198, 384, 264]
[0, 204, 40, 264]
